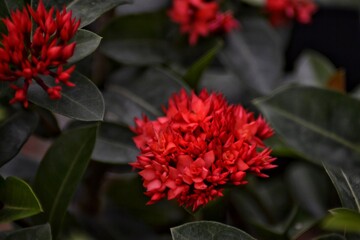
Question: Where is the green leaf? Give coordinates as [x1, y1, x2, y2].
[314, 234, 347, 240]
[101, 12, 167, 40]
[2, 0, 25, 11]
[106, 175, 185, 228]
[0, 111, 39, 167]
[170, 221, 256, 240]
[28, 71, 105, 121]
[68, 29, 102, 64]
[0, 176, 42, 223]
[100, 39, 175, 65]
[3, 224, 51, 240]
[316, 0, 360, 9]
[285, 162, 328, 218]
[324, 165, 360, 211]
[293, 50, 336, 87]
[240, 0, 265, 7]
[67, 0, 133, 28]
[104, 67, 188, 125]
[220, 18, 284, 95]
[92, 122, 138, 164]
[184, 41, 223, 89]
[322, 208, 360, 233]
[351, 85, 360, 100]
[254, 86, 360, 166]
[33, 124, 98, 237]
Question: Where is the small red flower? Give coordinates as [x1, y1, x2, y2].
[168, 0, 238, 45]
[0, 0, 80, 107]
[131, 89, 276, 211]
[266, 0, 317, 26]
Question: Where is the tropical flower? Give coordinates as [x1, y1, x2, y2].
[266, 0, 317, 26]
[0, 0, 80, 107]
[168, 0, 238, 45]
[131, 89, 276, 211]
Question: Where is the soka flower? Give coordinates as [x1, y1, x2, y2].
[131, 90, 276, 211]
[266, 0, 317, 26]
[0, 0, 80, 107]
[168, 0, 238, 45]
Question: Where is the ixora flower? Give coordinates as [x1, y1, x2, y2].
[168, 0, 238, 45]
[0, 0, 80, 107]
[130, 89, 276, 211]
[266, 0, 317, 26]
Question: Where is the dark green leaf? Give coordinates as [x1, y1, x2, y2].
[41, 0, 72, 9]
[106, 175, 185, 228]
[67, 0, 133, 28]
[285, 162, 328, 218]
[92, 122, 138, 164]
[324, 165, 360, 211]
[293, 50, 336, 87]
[351, 85, 360, 100]
[316, 0, 360, 9]
[254, 86, 360, 166]
[2, 0, 25, 11]
[0, 176, 42, 222]
[33, 107, 61, 138]
[100, 39, 175, 65]
[0, 111, 39, 167]
[28, 71, 105, 121]
[184, 41, 223, 89]
[101, 12, 167, 40]
[4, 224, 51, 240]
[322, 208, 360, 233]
[68, 29, 102, 64]
[314, 234, 347, 240]
[0, 1, 10, 19]
[33, 124, 98, 237]
[220, 18, 284, 95]
[171, 221, 256, 240]
[104, 67, 188, 125]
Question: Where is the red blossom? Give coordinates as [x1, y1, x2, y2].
[131, 89, 276, 211]
[266, 0, 317, 26]
[0, 0, 80, 107]
[168, 0, 238, 45]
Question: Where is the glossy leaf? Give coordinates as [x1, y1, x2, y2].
[100, 39, 174, 65]
[254, 86, 360, 166]
[92, 122, 138, 164]
[293, 50, 336, 88]
[314, 234, 347, 240]
[3, 224, 51, 240]
[106, 175, 185, 228]
[324, 165, 360, 211]
[28, 71, 105, 121]
[101, 12, 167, 40]
[0, 111, 39, 167]
[2, 0, 25, 11]
[104, 67, 188, 125]
[322, 208, 360, 233]
[33, 124, 98, 237]
[0, 176, 42, 222]
[67, 0, 133, 28]
[68, 29, 102, 64]
[171, 221, 256, 240]
[220, 18, 284, 94]
[184, 41, 223, 89]
[285, 163, 328, 218]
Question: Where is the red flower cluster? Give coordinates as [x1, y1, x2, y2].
[168, 0, 238, 45]
[266, 0, 317, 26]
[0, 0, 80, 107]
[131, 90, 276, 211]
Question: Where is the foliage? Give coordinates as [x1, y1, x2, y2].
[0, 0, 359, 239]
